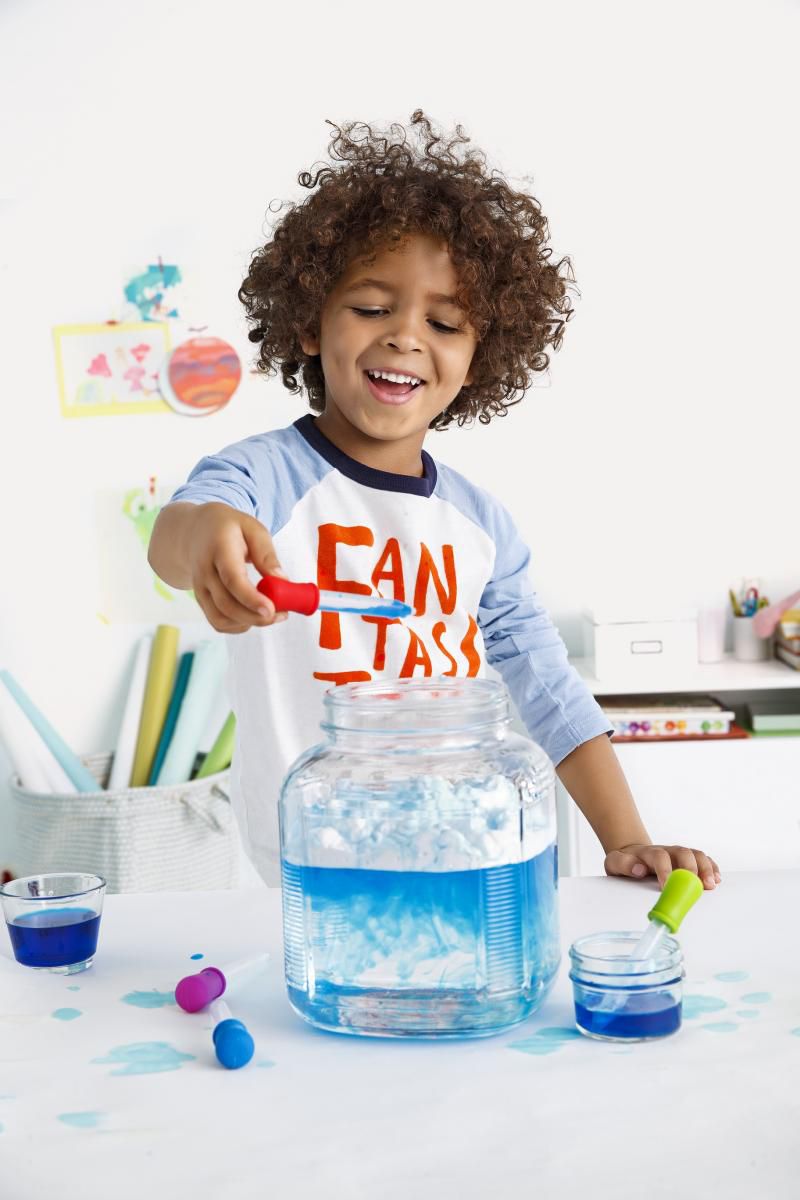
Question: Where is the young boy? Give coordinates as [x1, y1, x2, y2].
[149, 111, 720, 892]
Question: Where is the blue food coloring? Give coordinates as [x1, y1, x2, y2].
[6, 907, 100, 968]
[575, 998, 681, 1040]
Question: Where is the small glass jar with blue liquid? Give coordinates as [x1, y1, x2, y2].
[279, 677, 560, 1038]
[1, 872, 106, 974]
[569, 931, 684, 1041]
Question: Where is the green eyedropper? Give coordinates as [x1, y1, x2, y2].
[630, 868, 704, 960]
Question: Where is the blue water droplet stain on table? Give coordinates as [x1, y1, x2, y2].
[58, 1112, 103, 1129]
[52, 1008, 82, 1021]
[740, 992, 771, 1004]
[683, 995, 727, 1019]
[714, 971, 749, 983]
[121, 989, 176, 1008]
[702, 1021, 739, 1033]
[190, 953, 204, 960]
[508, 1027, 582, 1056]
[92, 1042, 195, 1075]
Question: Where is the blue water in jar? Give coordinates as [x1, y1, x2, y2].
[7, 907, 100, 968]
[574, 996, 682, 1039]
[281, 843, 559, 1037]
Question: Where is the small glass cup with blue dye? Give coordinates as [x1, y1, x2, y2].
[569, 930, 684, 1042]
[1, 872, 106, 974]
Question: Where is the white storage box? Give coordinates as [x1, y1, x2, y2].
[584, 609, 698, 682]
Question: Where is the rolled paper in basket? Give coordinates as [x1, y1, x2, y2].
[130, 625, 179, 787]
[196, 712, 235, 779]
[149, 651, 194, 785]
[0, 681, 74, 792]
[108, 634, 152, 790]
[157, 640, 227, 786]
[0, 669, 97, 792]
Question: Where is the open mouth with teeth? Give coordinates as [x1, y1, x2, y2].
[364, 369, 426, 405]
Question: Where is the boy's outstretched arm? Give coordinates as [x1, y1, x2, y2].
[148, 501, 287, 634]
[556, 733, 721, 890]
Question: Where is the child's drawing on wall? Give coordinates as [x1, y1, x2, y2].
[54, 322, 171, 418]
[95, 480, 199, 622]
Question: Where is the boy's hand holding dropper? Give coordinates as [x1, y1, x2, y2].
[149, 501, 288, 634]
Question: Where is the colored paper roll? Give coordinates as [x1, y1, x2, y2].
[0, 670, 98, 792]
[198, 687, 231, 755]
[196, 712, 236, 779]
[129, 625, 179, 787]
[157, 640, 227, 785]
[108, 634, 152, 791]
[0, 682, 77, 793]
[149, 651, 194, 785]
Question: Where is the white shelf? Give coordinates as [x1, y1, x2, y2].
[570, 653, 800, 695]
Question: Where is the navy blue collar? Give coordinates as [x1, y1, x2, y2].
[294, 415, 437, 497]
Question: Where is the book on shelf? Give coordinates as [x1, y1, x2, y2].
[746, 698, 800, 733]
[775, 641, 800, 672]
[599, 694, 737, 740]
[778, 608, 800, 640]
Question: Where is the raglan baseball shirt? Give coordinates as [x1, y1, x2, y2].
[171, 414, 612, 885]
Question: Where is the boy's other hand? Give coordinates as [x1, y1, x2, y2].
[604, 844, 721, 891]
[189, 503, 289, 634]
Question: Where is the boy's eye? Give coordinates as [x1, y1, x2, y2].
[351, 307, 459, 334]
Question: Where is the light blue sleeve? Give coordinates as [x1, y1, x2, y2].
[170, 446, 260, 518]
[476, 494, 613, 766]
[168, 425, 330, 535]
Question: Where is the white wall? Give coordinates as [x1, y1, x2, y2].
[1, 0, 798, 836]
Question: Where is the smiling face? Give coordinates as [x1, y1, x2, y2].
[300, 232, 478, 473]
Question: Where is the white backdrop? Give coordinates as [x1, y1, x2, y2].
[1, 0, 798, 850]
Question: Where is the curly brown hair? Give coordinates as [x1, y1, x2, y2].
[238, 110, 577, 430]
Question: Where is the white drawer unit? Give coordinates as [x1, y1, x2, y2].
[557, 737, 800, 875]
[558, 653, 800, 876]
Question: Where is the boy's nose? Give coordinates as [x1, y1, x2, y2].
[383, 326, 426, 355]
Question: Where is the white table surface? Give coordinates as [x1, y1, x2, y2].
[1, 871, 798, 1200]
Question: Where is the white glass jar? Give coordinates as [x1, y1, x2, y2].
[279, 677, 559, 1038]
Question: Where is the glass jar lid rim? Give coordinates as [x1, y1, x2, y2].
[322, 677, 510, 733]
[0, 872, 106, 900]
[569, 929, 682, 974]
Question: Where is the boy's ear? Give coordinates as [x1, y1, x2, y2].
[300, 331, 320, 357]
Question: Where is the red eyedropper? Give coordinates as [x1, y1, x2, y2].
[257, 575, 411, 619]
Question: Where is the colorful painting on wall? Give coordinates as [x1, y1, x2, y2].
[53, 323, 171, 418]
[158, 337, 242, 416]
[123, 262, 183, 322]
